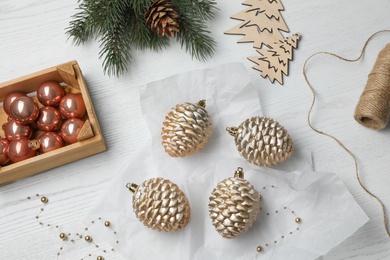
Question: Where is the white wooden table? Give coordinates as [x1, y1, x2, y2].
[1, 0, 389, 259]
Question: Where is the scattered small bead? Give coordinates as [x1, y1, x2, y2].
[28, 197, 121, 259]
[85, 235, 92, 242]
[295, 217, 301, 223]
[257, 246, 263, 252]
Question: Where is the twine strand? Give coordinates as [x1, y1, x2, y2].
[302, 30, 390, 238]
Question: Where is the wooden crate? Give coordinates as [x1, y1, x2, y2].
[0, 60, 106, 185]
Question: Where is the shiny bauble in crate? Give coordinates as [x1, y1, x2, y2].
[0, 138, 10, 166]
[38, 132, 64, 153]
[59, 93, 86, 119]
[127, 178, 191, 232]
[10, 96, 39, 124]
[37, 81, 65, 106]
[3, 119, 33, 141]
[36, 106, 62, 132]
[3, 91, 27, 116]
[61, 118, 84, 144]
[226, 116, 294, 167]
[161, 100, 211, 157]
[209, 167, 261, 239]
[8, 138, 40, 163]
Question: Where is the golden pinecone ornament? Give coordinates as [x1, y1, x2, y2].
[145, 0, 180, 37]
[226, 116, 294, 167]
[208, 167, 261, 239]
[127, 178, 190, 232]
[161, 100, 212, 157]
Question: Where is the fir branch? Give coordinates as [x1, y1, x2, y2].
[176, 16, 216, 61]
[67, 0, 218, 76]
[128, 7, 169, 51]
[98, 21, 132, 77]
[175, 0, 218, 21]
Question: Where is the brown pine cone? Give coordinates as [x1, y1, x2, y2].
[145, 0, 180, 37]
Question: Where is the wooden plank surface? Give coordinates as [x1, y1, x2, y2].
[0, 0, 389, 259]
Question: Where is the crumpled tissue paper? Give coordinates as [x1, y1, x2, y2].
[85, 63, 368, 260]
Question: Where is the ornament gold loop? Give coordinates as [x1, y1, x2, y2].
[197, 99, 206, 108]
[234, 167, 244, 179]
[226, 126, 237, 136]
[126, 183, 138, 193]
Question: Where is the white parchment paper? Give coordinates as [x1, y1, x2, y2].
[85, 63, 368, 260]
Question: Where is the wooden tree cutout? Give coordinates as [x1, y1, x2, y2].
[225, 0, 300, 85]
[249, 33, 300, 84]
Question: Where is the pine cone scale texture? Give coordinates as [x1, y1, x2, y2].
[145, 0, 180, 37]
[132, 178, 190, 232]
[209, 174, 261, 239]
[162, 101, 211, 157]
[233, 116, 293, 167]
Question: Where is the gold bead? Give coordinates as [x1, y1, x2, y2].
[59, 233, 66, 240]
[104, 221, 110, 227]
[97, 256, 104, 260]
[257, 246, 263, 252]
[85, 235, 92, 242]
[41, 197, 48, 203]
[295, 217, 301, 223]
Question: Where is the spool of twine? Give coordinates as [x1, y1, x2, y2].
[354, 43, 390, 130]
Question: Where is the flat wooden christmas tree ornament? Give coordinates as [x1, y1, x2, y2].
[225, 0, 300, 85]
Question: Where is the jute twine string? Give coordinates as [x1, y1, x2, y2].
[303, 30, 390, 238]
[354, 43, 390, 130]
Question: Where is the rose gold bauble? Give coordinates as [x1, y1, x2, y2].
[10, 96, 39, 124]
[37, 81, 65, 106]
[3, 91, 27, 116]
[61, 118, 84, 144]
[38, 132, 64, 153]
[7, 137, 39, 163]
[0, 138, 10, 166]
[36, 106, 62, 132]
[3, 119, 33, 141]
[59, 93, 86, 119]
